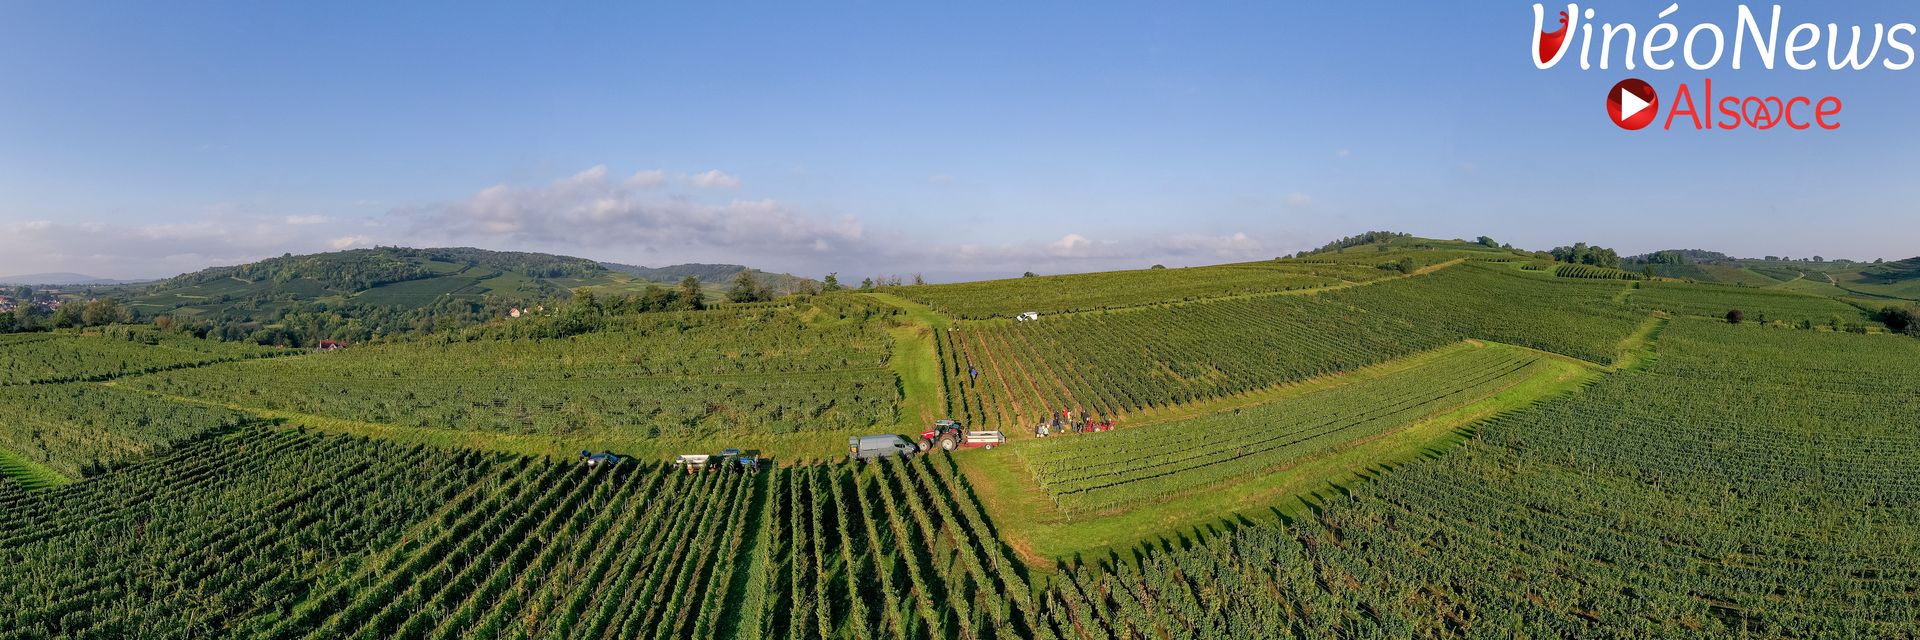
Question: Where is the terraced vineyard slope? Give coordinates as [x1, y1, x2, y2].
[1040, 319, 1920, 638]
[1017, 343, 1550, 514]
[125, 296, 904, 457]
[940, 263, 1642, 430]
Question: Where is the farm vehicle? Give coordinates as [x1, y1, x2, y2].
[673, 448, 761, 474]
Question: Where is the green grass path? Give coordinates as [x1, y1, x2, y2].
[865, 292, 950, 431]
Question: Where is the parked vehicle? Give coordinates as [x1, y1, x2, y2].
[579, 450, 621, 468]
[1016, 311, 1040, 322]
[920, 420, 1006, 452]
[672, 448, 759, 474]
[849, 434, 919, 461]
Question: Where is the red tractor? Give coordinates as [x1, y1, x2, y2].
[919, 420, 1006, 452]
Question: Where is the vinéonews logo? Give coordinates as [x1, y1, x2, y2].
[1532, 3, 1916, 131]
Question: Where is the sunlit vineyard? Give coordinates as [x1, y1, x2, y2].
[1017, 344, 1548, 514]
[127, 300, 903, 438]
[0, 382, 252, 477]
[0, 427, 1046, 640]
[941, 263, 1643, 430]
[1043, 319, 1920, 638]
[896, 260, 1389, 319]
[1627, 280, 1866, 324]
[0, 329, 281, 385]
[1552, 263, 1645, 280]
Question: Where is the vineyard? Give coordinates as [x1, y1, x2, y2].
[0, 427, 1050, 640]
[939, 263, 1644, 430]
[0, 382, 252, 477]
[125, 300, 903, 441]
[0, 329, 282, 386]
[1, 238, 1914, 639]
[1040, 319, 1920, 638]
[1626, 280, 1866, 324]
[895, 261, 1388, 319]
[1015, 344, 1550, 514]
[1552, 263, 1646, 280]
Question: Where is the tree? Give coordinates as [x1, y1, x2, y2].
[1150, 264, 1166, 270]
[676, 276, 704, 310]
[728, 270, 762, 303]
[0, 312, 14, 333]
[858, 277, 875, 291]
[1725, 309, 1745, 324]
[50, 303, 81, 329]
[12, 304, 41, 331]
[911, 273, 925, 286]
[822, 273, 842, 292]
[1022, 272, 1037, 278]
[1643, 265, 1658, 278]
[80, 298, 130, 326]
[1476, 236, 1499, 248]
[1874, 306, 1916, 335]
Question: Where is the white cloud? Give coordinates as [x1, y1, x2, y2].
[688, 169, 742, 189]
[1048, 233, 1095, 255]
[928, 173, 955, 185]
[1336, 149, 1352, 159]
[408, 166, 861, 258]
[0, 218, 374, 279]
[1286, 192, 1313, 208]
[329, 235, 376, 250]
[284, 215, 332, 225]
[624, 169, 667, 188]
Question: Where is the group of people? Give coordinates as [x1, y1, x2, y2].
[1034, 408, 1115, 437]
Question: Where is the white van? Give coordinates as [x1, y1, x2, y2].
[848, 434, 919, 460]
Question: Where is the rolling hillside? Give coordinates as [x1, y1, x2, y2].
[2, 235, 1916, 638]
[76, 247, 807, 346]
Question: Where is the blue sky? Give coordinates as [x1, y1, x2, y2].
[1, 1, 1916, 280]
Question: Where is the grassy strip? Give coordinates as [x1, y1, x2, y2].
[953, 342, 1601, 566]
[0, 445, 73, 490]
[866, 293, 950, 431]
[1612, 313, 1668, 371]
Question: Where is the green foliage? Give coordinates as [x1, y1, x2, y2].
[131, 299, 905, 438]
[1628, 281, 1863, 324]
[0, 429, 1039, 640]
[1301, 230, 1412, 255]
[1552, 263, 1646, 280]
[1018, 345, 1546, 514]
[0, 382, 252, 477]
[942, 263, 1642, 431]
[899, 261, 1384, 319]
[0, 329, 281, 385]
[1548, 241, 1623, 269]
[1041, 319, 1920, 638]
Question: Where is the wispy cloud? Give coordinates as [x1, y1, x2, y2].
[624, 169, 667, 188]
[687, 169, 741, 189]
[0, 166, 1295, 281]
[405, 166, 860, 257]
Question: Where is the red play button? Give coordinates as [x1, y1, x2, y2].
[1607, 79, 1659, 130]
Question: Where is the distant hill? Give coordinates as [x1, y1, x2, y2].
[78, 247, 804, 346]
[0, 273, 147, 286]
[1626, 249, 1737, 265]
[600, 262, 818, 296]
[1827, 256, 1920, 301]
